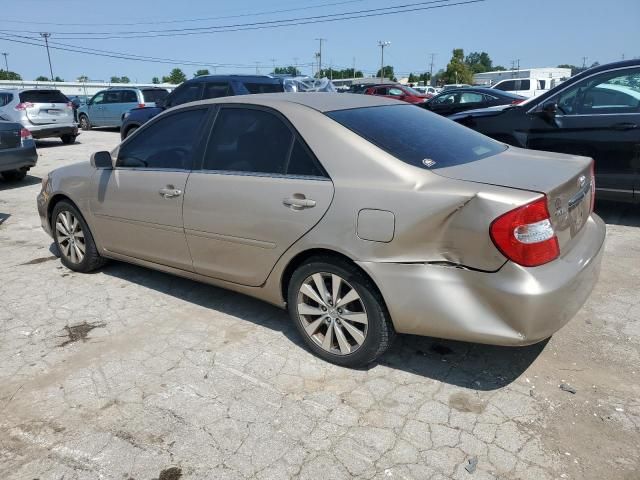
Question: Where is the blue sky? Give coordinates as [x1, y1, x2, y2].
[0, 0, 638, 82]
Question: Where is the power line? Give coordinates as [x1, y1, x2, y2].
[0, 0, 367, 27]
[5, 0, 484, 39]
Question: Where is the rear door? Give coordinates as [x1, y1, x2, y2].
[527, 65, 640, 202]
[90, 107, 209, 269]
[183, 105, 334, 286]
[19, 90, 72, 125]
[202, 82, 232, 100]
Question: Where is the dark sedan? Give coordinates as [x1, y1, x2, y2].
[450, 60, 640, 203]
[422, 87, 525, 116]
[0, 117, 37, 182]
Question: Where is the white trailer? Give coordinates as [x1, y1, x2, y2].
[473, 67, 572, 88]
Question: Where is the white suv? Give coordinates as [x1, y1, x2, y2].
[0, 89, 78, 144]
[491, 78, 550, 98]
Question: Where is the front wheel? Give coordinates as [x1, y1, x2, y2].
[125, 126, 138, 138]
[60, 134, 77, 144]
[52, 201, 106, 272]
[1, 169, 27, 181]
[287, 257, 395, 367]
[78, 115, 91, 131]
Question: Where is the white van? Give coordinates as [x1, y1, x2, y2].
[491, 78, 553, 98]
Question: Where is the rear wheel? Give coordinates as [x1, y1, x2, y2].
[60, 134, 77, 144]
[52, 200, 106, 272]
[79, 114, 91, 131]
[1, 168, 27, 181]
[287, 257, 395, 367]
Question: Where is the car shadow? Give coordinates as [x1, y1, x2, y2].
[0, 174, 42, 191]
[595, 200, 640, 228]
[34, 139, 78, 149]
[95, 257, 544, 391]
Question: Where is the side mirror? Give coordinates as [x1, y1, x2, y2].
[91, 151, 113, 169]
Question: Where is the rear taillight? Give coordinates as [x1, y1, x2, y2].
[589, 160, 595, 212]
[511, 99, 524, 104]
[14, 102, 34, 111]
[490, 196, 559, 267]
[137, 103, 145, 108]
[20, 128, 32, 146]
[67, 102, 73, 109]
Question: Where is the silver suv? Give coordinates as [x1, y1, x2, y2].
[0, 89, 78, 144]
[77, 87, 169, 130]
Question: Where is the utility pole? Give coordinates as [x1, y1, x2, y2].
[378, 40, 391, 82]
[428, 53, 436, 86]
[255, 62, 260, 75]
[516, 58, 520, 77]
[352, 57, 356, 78]
[270, 58, 277, 73]
[582, 56, 588, 69]
[315, 38, 327, 73]
[293, 57, 299, 75]
[314, 52, 321, 77]
[40, 33, 54, 82]
[1, 52, 8, 72]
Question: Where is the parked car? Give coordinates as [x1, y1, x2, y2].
[77, 87, 169, 130]
[491, 78, 550, 98]
[0, 115, 37, 181]
[422, 87, 525, 116]
[346, 83, 376, 94]
[412, 85, 438, 96]
[450, 59, 640, 203]
[363, 84, 431, 104]
[0, 89, 78, 144]
[120, 75, 286, 139]
[38, 93, 604, 367]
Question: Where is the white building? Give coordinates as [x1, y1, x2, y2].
[0, 79, 176, 97]
[473, 67, 572, 87]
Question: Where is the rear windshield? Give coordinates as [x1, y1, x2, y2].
[243, 82, 284, 94]
[19, 90, 68, 104]
[326, 105, 506, 169]
[142, 89, 169, 103]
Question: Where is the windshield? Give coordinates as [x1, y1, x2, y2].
[326, 105, 506, 169]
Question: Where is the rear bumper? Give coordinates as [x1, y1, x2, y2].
[0, 145, 38, 172]
[28, 123, 78, 139]
[358, 214, 606, 346]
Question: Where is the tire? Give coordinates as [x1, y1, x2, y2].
[287, 256, 395, 367]
[125, 126, 138, 138]
[1, 169, 27, 181]
[52, 200, 106, 272]
[79, 115, 91, 131]
[60, 134, 77, 144]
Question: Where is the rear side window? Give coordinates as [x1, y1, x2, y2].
[327, 105, 506, 169]
[121, 90, 138, 103]
[0, 92, 13, 107]
[19, 90, 68, 104]
[203, 83, 231, 99]
[117, 108, 207, 170]
[142, 89, 168, 103]
[104, 91, 121, 103]
[167, 82, 202, 107]
[243, 82, 284, 94]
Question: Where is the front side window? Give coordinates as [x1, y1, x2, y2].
[556, 67, 640, 115]
[167, 82, 202, 107]
[117, 108, 207, 169]
[203, 107, 324, 177]
[460, 92, 484, 103]
[494, 80, 516, 91]
[91, 92, 105, 105]
[327, 105, 506, 169]
[203, 82, 231, 99]
[433, 93, 456, 104]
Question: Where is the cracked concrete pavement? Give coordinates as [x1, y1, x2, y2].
[1, 130, 639, 480]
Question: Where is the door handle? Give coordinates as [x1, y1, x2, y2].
[159, 186, 183, 198]
[283, 196, 316, 209]
[611, 122, 638, 131]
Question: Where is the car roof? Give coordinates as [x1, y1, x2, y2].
[189, 92, 403, 112]
[190, 74, 283, 84]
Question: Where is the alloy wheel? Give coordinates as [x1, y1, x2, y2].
[296, 272, 368, 355]
[55, 210, 86, 264]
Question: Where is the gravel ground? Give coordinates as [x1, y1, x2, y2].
[1, 129, 639, 480]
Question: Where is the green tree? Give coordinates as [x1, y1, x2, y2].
[0, 70, 21, 80]
[53, 76, 64, 82]
[35, 75, 50, 81]
[110, 76, 122, 83]
[194, 69, 210, 77]
[317, 67, 362, 79]
[77, 75, 89, 82]
[273, 66, 301, 76]
[375, 65, 395, 81]
[493, 65, 507, 71]
[162, 68, 187, 84]
[110, 76, 131, 83]
[408, 72, 418, 83]
[465, 51, 493, 74]
[151, 77, 160, 84]
[442, 49, 473, 84]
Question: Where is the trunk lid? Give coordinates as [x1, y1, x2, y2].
[431, 146, 593, 252]
[0, 121, 21, 150]
[19, 90, 73, 125]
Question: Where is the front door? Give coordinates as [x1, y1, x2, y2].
[183, 106, 334, 286]
[102, 90, 123, 127]
[87, 92, 107, 126]
[527, 66, 640, 202]
[90, 107, 209, 269]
